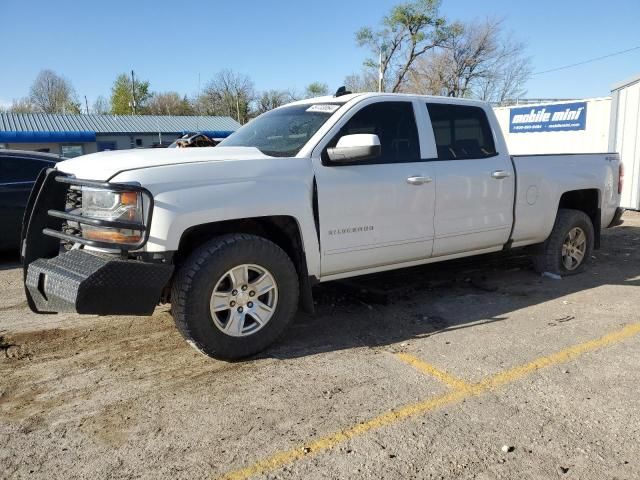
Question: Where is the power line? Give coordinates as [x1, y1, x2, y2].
[532, 45, 640, 76]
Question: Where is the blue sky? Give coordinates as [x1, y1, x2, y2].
[1, 0, 639, 108]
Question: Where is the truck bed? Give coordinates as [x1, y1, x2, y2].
[510, 152, 621, 248]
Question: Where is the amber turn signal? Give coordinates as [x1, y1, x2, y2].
[120, 191, 139, 206]
[83, 229, 142, 244]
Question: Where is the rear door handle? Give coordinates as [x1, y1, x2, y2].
[491, 170, 511, 179]
[406, 176, 433, 185]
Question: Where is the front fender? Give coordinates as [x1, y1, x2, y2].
[110, 158, 321, 278]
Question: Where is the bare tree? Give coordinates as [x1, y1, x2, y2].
[29, 69, 80, 113]
[344, 70, 380, 93]
[356, 0, 452, 93]
[92, 95, 110, 114]
[255, 89, 297, 115]
[8, 98, 37, 113]
[197, 70, 255, 124]
[406, 51, 450, 95]
[147, 92, 194, 116]
[408, 19, 532, 103]
[474, 33, 532, 104]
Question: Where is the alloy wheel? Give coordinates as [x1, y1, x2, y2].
[561, 227, 587, 271]
[209, 264, 278, 337]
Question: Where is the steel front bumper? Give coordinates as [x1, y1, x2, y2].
[26, 249, 173, 315]
[22, 168, 173, 315]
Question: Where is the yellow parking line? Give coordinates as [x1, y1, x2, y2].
[395, 352, 473, 390]
[219, 389, 470, 480]
[217, 323, 640, 480]
[479, 322, 640, 390]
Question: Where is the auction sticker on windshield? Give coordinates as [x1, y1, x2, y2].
[306, 104, 340, 113]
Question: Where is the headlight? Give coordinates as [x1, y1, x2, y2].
[80, 188, 144, 245]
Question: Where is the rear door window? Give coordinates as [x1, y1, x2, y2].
[426, 103, 497, 160]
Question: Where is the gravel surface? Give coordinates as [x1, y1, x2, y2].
[1, 212, 639, 480]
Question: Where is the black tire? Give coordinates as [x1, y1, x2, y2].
[532, 209, 594, 276]
[171, 234, 299, 360]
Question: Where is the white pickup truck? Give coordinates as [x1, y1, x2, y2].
[22, 91, 624, 359]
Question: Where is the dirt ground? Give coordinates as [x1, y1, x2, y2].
[1, 212, 640, 480]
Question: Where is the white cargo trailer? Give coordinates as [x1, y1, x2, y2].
[609, 74, 640, 211]
[494, 98, 611, 156]
[495, 83, 640, 212]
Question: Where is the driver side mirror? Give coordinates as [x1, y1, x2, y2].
[327, 134, 381, 163]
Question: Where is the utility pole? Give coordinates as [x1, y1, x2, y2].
[378, 45, 384, 93]
[84, 95, 89, 114]
[130, 70, 137, 114]
[196, 72, 201, 131]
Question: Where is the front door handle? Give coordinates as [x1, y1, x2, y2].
[406, 176, 433, 185]
[491, 170, 511, 179]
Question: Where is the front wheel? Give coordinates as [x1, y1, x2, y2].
[171, 234, 299, 360]
[532, 209, 594, 276]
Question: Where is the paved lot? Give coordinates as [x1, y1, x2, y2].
[1, 212, 640, 480]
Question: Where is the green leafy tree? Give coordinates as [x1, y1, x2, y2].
[304, 82, 329, 98]
[110, 73, 151, 114]
[356, 0, 452, 92]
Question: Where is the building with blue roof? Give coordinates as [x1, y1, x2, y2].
[0, 113, 241, 157]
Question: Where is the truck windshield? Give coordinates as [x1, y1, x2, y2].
[219, 104, 342, 157]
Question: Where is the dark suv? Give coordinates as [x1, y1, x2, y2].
[0, 150, 64, 250]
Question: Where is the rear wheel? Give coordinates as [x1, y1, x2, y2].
[171, 234, 299, 360]
[532, 209, 594, 276]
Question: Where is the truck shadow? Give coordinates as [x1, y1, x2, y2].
[266, 222, 640, 360]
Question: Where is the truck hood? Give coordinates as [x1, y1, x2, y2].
[56, 146, 271, 181]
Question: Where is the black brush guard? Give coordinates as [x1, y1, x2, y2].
[21, 169, 173, 315]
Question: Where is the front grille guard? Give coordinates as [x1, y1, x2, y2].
[22, 169, 154, 270]
[21, 169, 156, 314]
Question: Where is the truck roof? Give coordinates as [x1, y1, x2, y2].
[287, 92, 491, 108]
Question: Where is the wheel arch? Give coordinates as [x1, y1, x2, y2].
[557, 188, 601, 249]
[175, 216, 316, 313]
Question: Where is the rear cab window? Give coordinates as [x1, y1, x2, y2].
[426, 103, 497, 160]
